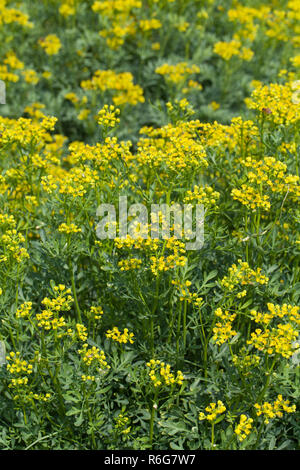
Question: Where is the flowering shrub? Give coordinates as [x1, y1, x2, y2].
[0, 0, 299, 451]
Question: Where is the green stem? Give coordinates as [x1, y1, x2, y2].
[211, 422, 215, 450]
[149, 392, 158, 447]
[245, 211, 249, 263]
[176, 303, 182, 366]
[69, 258, 82, 323]
[257, 357, 277, 403]
[183, 300, 188, 351]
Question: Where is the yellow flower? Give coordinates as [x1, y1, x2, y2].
[221, 260, 269, 290]
[77, 109, 90, 121]
[254, 396, 296, 424]
[106, 327, 135, 344]
[38, 34, 62, 55]
[139, 19, 162, 32]
[245, 81, 300, 125]
[89, 306, 104, 320]
[210, 101, 220, 111]
[118, 258, 142, 271]
[146, 359, 184, 387]
[59, 2, 76, 17]
[58, 222, 82, 234]
[214, 40, 241, 61]
[97, 104, 120, 128]
[156, 62, 200, 84]
[81, 70, 144, 106]
[4, 52, 24, 70]
[16, 302, 32, 319]
[78, 344, 110, 369]
[199, 401, 226, 422]
[235, 415, 253, 441]
[22, 69, 39, 85]
[76, 323, 88, 342]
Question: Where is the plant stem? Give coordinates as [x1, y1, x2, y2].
[69, 258, 82, 323]
[149, 392, 158, 448]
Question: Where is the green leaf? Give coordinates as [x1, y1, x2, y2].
[66, 408, 81, 417]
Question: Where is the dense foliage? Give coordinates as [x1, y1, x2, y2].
[0, 0, 299, 450]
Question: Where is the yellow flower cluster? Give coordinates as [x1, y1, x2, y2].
[166, 98, 196, 119]
[247, 323, 299, 359]
[59, 0, 76, 17]
[0, 214, 16, 228]
[0, 1, 33, 28]
[66, 136, 132, 170]
[265, 3, 300, 44]
[81, 69, 144, 106]
[150, 238, 187, 276]
[76, 323, 88, 342]
[234, 415, 253, 441]
[114, 235, 187, 276]
[41, 285, 73, 312]
[24, 102, 46, 120]
[6, 351, 37, 399]
[184, 185, 219, 207]
[43, 166, 99, 198]
[101, 23, 137, 49]
[228, 5, 268, 39]
[89, 306, 104, 320]
[220, 260, 269, 291]
[65, 92, 79, 104]
[58, 223, 82, 234]
[91, 1, 162, 49]
[0, 115, 57, 147]
[232, 349, 260, 373]
[196, 117, 259, 155]
[146, 359, 184, 387]
[22, 69, 39, 84]
[81, 374, 95, 382]
[118, 258, 142, 271]
[250, 303, 300, 326]
[0, 64, 19, 83]
[114, 235, 160, 252]
[182, 80, 203, 94]
[139, 18, 162, 32]
[78, 344, 110, 369]
[92, 0, 141, 17]
[155, 62, 200, 84]
[212, 308, 237, 346]
[254, 395, 296, 424]
[16, 302, 33, 319]
[240, 156, 300, 199]
[35, 285, 73, 333]
[198, 401, 226, 422]
[38, 34, 62, 55]
[171, 280, 203, 306]
[97, 105, 120, 128]
[0, 228, 29, 264]
[138, 121, 207, 176]
[106, 326, 135, 344]
[26, 392, 51, 402]
[245, 81, 300, 125]
[4, 51, 24, 70]
[150, 255, 186, 275]
[115, 412, 131, 435]
[36, 311, 67, 331]
[231, 184, 271, 211]
[214, 40, 253, 61]
[6, 351, 33, 376]
[290, 55, 300, 68]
